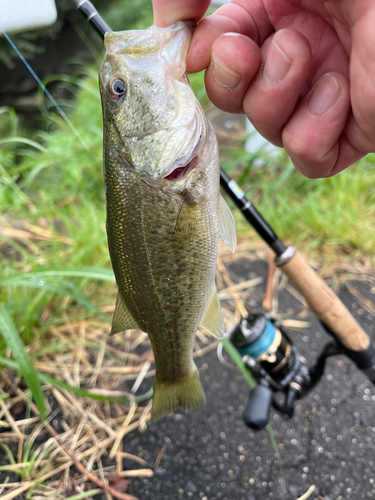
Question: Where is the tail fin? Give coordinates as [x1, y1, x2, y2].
[151, 364, 205, 421]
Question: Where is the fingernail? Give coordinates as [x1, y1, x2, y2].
[308, 74, 340, 115]
[262, 39, 291, 85]
[211, 52, 241, 89]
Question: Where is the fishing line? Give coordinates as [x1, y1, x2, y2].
[0, 24, 96, 159]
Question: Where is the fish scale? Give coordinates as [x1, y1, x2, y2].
[105, 148, 218, 379]
[99, 21, 236, 420]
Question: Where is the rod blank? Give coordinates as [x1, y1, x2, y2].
[73, 0, 112, 37]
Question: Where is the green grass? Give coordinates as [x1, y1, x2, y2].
[0, 66, 109, 340]
[223, 148, 375, 255]
[1, 66, 375, 340]
[0, 306, 46, 419]
[0, 51, 375, 414]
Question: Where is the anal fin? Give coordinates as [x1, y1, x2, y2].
[111, 293, 139, 335]
[199, 285, 225, 339]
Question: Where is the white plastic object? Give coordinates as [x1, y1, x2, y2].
[210, 0, 231, 5]
[245, 120, 281, 167]
[0, 0, 57, 35]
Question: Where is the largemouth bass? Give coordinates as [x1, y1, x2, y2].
[99, 21, 236, 420]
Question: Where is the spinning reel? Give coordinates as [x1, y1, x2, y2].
[223, 312, 375, 430]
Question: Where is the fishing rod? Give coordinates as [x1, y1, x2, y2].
[73, 0, 375, 429]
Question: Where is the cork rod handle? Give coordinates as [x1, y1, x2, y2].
[277, 249, 370, 352]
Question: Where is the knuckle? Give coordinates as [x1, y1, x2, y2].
[283, 132, 313, 162]
[283, 131, 338, 178]
[343, 113, 375, 155]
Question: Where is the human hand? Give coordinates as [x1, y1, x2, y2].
[152, 0, 375, 178]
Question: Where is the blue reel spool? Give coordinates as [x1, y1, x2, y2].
[237, 319, 276, 360]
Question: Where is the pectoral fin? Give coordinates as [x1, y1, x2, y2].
[111, 293, 139, 335]
[219, 194, 236, 253]
[200, 285, 225, 339]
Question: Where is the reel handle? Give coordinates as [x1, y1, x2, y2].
[243, 382, 273, 430]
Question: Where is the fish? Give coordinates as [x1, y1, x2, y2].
[99, 21, 236, 421]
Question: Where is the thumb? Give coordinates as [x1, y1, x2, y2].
[152, 0, 211, 28]
[349, 3, 375, 148]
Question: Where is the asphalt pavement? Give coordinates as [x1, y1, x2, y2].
[124, 256, 375, 500]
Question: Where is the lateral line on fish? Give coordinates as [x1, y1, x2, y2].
[0, 24, 95, 160]
[137, 175, 168, 338]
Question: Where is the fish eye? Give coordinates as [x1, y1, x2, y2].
[109, 78, 126, 99]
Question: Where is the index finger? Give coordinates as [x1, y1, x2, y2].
[152, 0, 211, 27]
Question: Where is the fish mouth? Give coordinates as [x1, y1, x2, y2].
[164, 156, 199, 182]
[163, 122, 206, 183]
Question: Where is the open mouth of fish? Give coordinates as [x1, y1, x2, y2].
[164, 155, 199, 182]
[164, 128, 206, 183]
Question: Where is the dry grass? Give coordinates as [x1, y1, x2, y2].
[1, 238, 373, 499]
[0, 318, 156, 500]
[0, 241, 269, 499]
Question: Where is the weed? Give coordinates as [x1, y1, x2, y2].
[1, 45, 373, 495]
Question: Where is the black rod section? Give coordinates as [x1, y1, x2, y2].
[220, 170, 287, 256]
[72, 0, 112, 37]
[73, 0, 287, 257]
